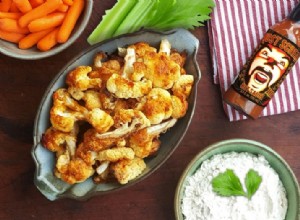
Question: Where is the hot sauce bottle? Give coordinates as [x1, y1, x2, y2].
[223, 3, 300, 119]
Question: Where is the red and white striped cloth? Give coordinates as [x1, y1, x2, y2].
[208, 0, 300, 121]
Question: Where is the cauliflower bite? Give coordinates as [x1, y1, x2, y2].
[97, 147, 135, 162]
[110, 157, 146, 184]
[50, 88, 87, 132]
[106, 73, 152, 99]
[172, 74, 194, 98]
[66, 66, 101, 91]
[42, 39, 193, 185]
[86, 108, 114, 133]
[139, 88, 173, 124]
[55, 158, 95, 184]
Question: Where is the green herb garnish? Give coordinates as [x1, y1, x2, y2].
[212, 169, 262, 200]
[87, 0, 215, 45]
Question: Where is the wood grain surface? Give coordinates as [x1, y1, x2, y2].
[0, 1, 299, 219]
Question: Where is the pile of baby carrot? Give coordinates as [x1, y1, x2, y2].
[0, 0, 85, 51]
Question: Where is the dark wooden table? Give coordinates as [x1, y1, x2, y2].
[1, 1, 299, 219]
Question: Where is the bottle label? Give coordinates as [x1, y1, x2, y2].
[232, 29, 300, 106]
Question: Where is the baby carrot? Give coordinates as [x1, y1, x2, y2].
[37, 27, 59, 51]
[19, 28, 53, 49]
[0, 29, 24, 43]
[62, 0, 73, 6]
[18, 0, 63, 28]
[0, 18, 29, 34]
[9, 2, 20, 12]
[28, 12, 65, 32]
[29, 0, 44, 8]
[57, 4, 69, 12]
[0, 11, 22, 19]
[57, 0, 84, 43]
[0, 0, 12, 12]
[12, 0, 32, 13]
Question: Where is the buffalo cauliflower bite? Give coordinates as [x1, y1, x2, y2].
[129, 119, 177, 158]
[106, 47, 153, 99]
[42, 126, 78, 156]
[159, 39, 171, 56]
[143, 52, 181, 89]
[50, 89, 87, 132]
[110, 157, 146, 184]
[106, 73, 152, 99]
[82, 90, 102, 110]
[97, 147, 135, 162]
[171, 95, 188, 119]
[42, 39, 193, 186]
[66, 66, 101, 91]
[139, 88, 173, 124]
[86, 108, 114, 133]
[172, 74, 194, 98]
[55, 158, 95, 184]
[128, 42, 157, 59]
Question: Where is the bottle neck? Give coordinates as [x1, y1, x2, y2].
[288, 2, 300, 21]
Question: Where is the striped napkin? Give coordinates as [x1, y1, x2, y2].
[208, 0, 300, 121]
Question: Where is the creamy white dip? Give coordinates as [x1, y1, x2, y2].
[182, 152, 287, 220]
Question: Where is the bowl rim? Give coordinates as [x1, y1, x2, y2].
[0, 0, 93, 60]
[31, 28, 201, 200]
[174, 138, 300, 220]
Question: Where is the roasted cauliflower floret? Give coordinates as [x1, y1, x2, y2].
[97, 147, 135, 162]
[55, 158, 94, 184]
[42, 127, 77, 156]
[110, 109, 151, 135]
[91, 58, 122, 85]
[123, 48, 136, 77]
[86, 108, 114, 133]
[79, 129, 118, 152]
[129, 119, 177, 158]
[171, 95, 188, 119]
[106, 48, 152, 99]
[128, 42, 157, 59]
[170, 51, 187, 72]
[93, 51, 106, 69]
[50, 88, 86, 132]
[143, 52, 181, 89]
[140, 88, 173, 124]
[172, 74, 194, 98]
[111, 157, 146, 184]
[66, 66, 101, 91]
[82, 90, 102, 110]
[159, 39, 171, 56]
[106, 73, 152, 99]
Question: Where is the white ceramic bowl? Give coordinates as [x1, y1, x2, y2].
[175, 139, 300, 220]
[0, 0, 93, 60]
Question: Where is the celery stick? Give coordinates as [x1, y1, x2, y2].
[112, 0, 157, 37]
[87, 0, 137, 45]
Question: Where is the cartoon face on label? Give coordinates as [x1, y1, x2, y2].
[246, 44, 290, 93]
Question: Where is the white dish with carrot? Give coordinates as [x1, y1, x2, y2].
[0, 0, 93, 59]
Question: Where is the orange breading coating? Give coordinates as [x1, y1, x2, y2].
[110, 157, 146, 184]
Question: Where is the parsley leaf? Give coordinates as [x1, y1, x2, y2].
[212, 169, 246, 197]
[212, 169, 262, 199]
[245, 169, 262, 199]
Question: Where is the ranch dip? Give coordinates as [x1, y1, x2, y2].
[181, 152, 287, 220]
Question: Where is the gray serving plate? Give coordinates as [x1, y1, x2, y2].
[32, 28, 201, 201]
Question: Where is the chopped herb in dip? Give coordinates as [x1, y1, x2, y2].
[182, 152, 287, 220]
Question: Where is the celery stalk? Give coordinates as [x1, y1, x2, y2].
[87, 0, 137, 45]
[112, 0, 157, 37]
